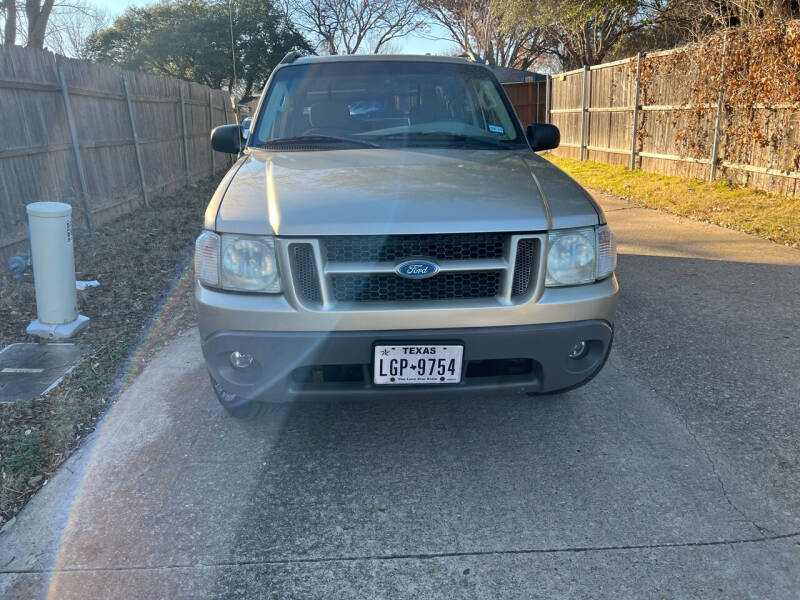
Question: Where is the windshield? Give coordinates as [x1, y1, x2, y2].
[250, 61, 525, 149]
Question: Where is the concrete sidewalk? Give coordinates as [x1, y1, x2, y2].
[1, 191, 798, 599]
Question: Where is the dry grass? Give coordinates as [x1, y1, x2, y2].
[0, 177, 220, 527]
[546, 155, 800, 248]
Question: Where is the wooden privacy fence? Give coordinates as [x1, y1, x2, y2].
[503, 49, 800, 197]
[0, 46, 235, 258]
[503, 80, 550, 125]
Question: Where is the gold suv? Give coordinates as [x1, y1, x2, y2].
[195, 54, 618, 417]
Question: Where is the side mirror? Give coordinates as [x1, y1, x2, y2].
[526, 123, 560, 152]
[241, 117, 252, 140]
[210, 124, 243, 154]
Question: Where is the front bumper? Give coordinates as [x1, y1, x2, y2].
[202, 320, 614, 402]
[195, 275, 618, 338]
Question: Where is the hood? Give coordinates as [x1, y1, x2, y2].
[212, 148, 600, 236]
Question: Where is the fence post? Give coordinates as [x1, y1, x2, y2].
[179, 86, 190, 186]
[579, 65, 589, 161]
[208, 90, 215, 176]
[629, 52, 642, 171]
[545, 75, 551, 124]
[709, 35, 728, 182]
[122, 76, 148, 207]
[57, 66, 94, 233]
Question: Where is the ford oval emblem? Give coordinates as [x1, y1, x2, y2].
[395, 259, 439, 279]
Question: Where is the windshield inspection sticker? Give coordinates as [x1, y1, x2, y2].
[487, 123, 505, 134]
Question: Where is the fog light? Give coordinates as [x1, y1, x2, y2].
[568, 341, 588, 360]
[229, 351, 253, 369]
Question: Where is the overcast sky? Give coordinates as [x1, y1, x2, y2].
[87, 0, 454, 55]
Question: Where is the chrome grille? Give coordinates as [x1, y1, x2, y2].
[322, 233, 505, 262]
[330, 272, 501, 302]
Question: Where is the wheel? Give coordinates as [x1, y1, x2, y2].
[209, 374, 260, 419]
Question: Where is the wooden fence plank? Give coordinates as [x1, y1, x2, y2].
[588, 145, 630, 155]
[587, 106, 635, 113]
[638, 151, 711, 163]
[0, 144, 72, 160]
[590, 57, 634, 70]
[721, 160, 800, 179]
[640, 104, 716, 111]
[0, 78, 59, 92]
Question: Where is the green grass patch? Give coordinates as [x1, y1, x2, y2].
[546, 155, 800, 248]
[2, 433, 46, 478]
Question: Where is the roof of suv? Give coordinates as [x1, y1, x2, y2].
[288, 54, 482, 66]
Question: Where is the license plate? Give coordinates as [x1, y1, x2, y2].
[373, 344, 463, 385]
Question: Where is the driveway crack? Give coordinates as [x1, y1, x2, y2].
[3, 531, 799, 575]
[661, 401, 776, 536]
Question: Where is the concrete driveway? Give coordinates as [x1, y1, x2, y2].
[1, 191, 799, 599]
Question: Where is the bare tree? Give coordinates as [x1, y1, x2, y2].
[419, 0, 548, 69]
[541, 1, 644, 68]
[288, 0, 426, 54]
[369, 37, 402, 54]
[2, 0, 108, 53]
[2, 0, 17, 45]
[25, 0, 55, 48]
[487, 0, 684, 69]
[45, 1, 108, 57]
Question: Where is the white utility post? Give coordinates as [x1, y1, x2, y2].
[25, 202, 89, 339]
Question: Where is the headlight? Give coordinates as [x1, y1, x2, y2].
[546, 227, 595, 286]
[194, 231, 281, 293]
[545, 225, 617, 287]
[221, 235, 280, 292]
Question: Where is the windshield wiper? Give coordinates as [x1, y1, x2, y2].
[374, 131, 513, 148]
[255, 135, 379, 149]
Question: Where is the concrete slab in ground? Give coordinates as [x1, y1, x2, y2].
[0, 343, 82, 404]
[0, 191, 798, 598]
